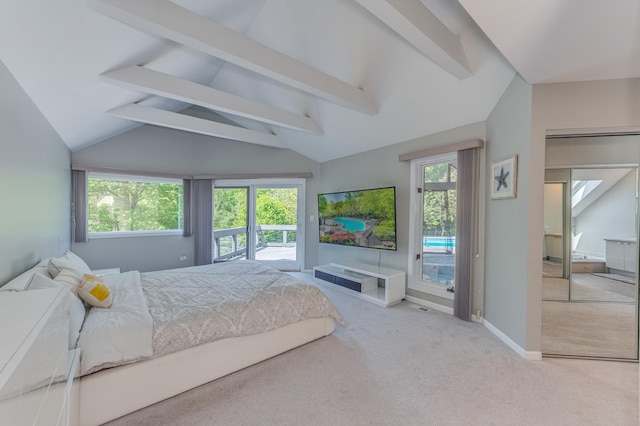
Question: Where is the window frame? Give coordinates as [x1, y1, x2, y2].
[87, 172, 185, 239]
[408, 152, 457, 300]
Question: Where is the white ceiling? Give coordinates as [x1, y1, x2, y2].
[1, 1, 638, 162]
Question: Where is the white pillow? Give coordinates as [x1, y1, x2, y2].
[0, 259, 52, 292]
[53, 269, 82, 297]
[48, 251, 91, 278]
[26, 273, 87, 349]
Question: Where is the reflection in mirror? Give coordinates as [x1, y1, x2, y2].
[569, 168, 637, 304]
[542, 182, 569, 301]
[543, 135, 639, 360]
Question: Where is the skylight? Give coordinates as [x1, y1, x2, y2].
[571, 179, 602, 208]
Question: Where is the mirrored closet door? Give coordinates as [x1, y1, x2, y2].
[542, 135, 639, 360]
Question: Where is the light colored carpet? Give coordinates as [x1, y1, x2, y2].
[542, 274, 636, 302]
[592, 272, 636, 285]
[541, 273, 637, 357]
[542, 301, 637, 359]
[106, 273, 639, 426]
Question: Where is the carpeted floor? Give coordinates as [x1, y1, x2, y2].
[106, 273, 638, 426]
[541, 273, 637, 358]
[592, 272, 636, 285]
[542, 274, 636, 302]
[542, 301, 637, 359]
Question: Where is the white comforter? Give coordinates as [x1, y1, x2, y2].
[77, 271, 153, 375]
[77, 262, 344, 375]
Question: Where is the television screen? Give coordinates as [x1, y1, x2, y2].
[318, 186, 397, 251]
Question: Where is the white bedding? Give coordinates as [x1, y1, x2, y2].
[77, 271, 153, 375]
[142, 261, 345, 358]
[77, 261, 344, 376]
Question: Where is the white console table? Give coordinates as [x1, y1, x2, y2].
[313, 262, 406, 307]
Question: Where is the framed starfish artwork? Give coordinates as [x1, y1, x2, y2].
[490, 155, 518, 199]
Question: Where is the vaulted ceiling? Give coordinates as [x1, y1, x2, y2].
[1, 1, 638, 162]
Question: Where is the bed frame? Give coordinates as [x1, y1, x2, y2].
[78, 317, 336, 425]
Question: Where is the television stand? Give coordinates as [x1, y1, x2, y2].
[313, 262, 405, 307]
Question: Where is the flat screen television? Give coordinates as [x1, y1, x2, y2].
[318, 186, 397, 251]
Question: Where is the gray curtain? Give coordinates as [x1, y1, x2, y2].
[72, 169, 87, 243]
[183, 179, 192, 237]
[454, 148, 478, 321]
[193, 179, 213, 265]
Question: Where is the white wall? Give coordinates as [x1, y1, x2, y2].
[574, 170, 637, 257]
[543, 184, 563, 236]
[0, 60, 71, 284]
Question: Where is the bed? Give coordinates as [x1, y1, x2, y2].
[0, 254, 344, 425]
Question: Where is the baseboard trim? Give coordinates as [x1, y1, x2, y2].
[404, 295, 454, 315]
[471, 314, 483, 324]
[483, 319, 542, 361]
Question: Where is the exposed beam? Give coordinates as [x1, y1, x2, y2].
[108, 104, 286, 148]
[354, 0, 472, 79]
[91, 0, 376, 114]
[101, 66, 322, 134]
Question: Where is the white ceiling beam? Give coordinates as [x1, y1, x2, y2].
[354, 0, 472, 79]
[108, 104, 286, 148]
[101, 66, 322, 134]
[90, 0, 376, 114]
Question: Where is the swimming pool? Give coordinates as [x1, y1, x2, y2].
[333, 217, 366, 232]
[423, 236, 456, 249]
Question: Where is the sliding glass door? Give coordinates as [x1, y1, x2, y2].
[213, 187, 249, 262]
[254, 187, 299, 265]
[213, 180, 304, 270]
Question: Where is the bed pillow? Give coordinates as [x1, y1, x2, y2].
[78, 274, 113, 309]
[53, 269, 82, 297]
[48, 251, 91, 278]
[0, 259, 52, 292]
[26, 273, 87, 349]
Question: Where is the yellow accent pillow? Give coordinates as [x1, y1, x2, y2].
[78, 274, 113, 309]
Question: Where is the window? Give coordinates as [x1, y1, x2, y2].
[408, 153, 458, 299]
[88, 173, 184, 236]
[403, 141, 481, 320]
[422, 160, 457, 285]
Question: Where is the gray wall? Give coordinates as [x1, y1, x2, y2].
[316, 121, 487, 307]
[0, 60, 71, 284]
[71, 124, 320, 272]
[485, 74, 533, 350]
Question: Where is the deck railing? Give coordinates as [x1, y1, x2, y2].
[213, 224, 297, 260]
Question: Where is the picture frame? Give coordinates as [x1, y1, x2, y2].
[490, 155, 518, 199]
